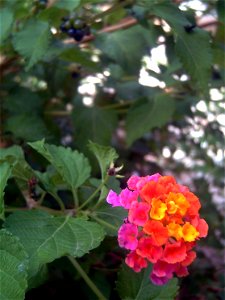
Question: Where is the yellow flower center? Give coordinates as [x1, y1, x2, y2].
[182, 222, 199, 242]
[150, 198, 167, 220]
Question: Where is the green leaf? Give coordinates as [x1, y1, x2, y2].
[126, 95, 175, 146]
[12, 20, 51, 69]
[117, 264, 179, 300]
[0, 162, 12, 219]
[0, 230, 28, 300]
[3, 87, 44, 115]
[0, 145, 35, 186]
[54, 0, 80, 10]
[88, 141, 118, 178]
[0, 7, 13, 44]
[60, 48, 99, 70]
[95, 25, 151, 74]
[175, 28, 212, 92]
[5, 114, 51, 142]
[149, 2, 190, 29]
[4, 210, 105, 278]
[95, 204, 126, 236]
[28, 140, 91, 190]
[72, 106, 118, 151]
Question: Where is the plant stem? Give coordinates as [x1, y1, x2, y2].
[90, 214, 118, 232]
[36, 191, 46, 206]
[77, 176, 108, 211]
[72, 188, 79, 208]
[53, 193, 66, 212]
[67, 256, 107, 300]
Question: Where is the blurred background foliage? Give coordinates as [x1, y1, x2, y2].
[0, 0, 224, 299]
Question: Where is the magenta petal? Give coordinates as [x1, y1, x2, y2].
[106, 190, 121, 207]
[118, 223, 138, 250]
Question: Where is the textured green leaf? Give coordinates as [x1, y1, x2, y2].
[95, 204, 126, 236]
[0, 230, 28, 300]
[175, 28, 212, 91]
[54, 0, 80, 10]
[126, 95, 175, 146]
[88, 141, 118, 178]
[12, 20, 51, 69]
[0, 162, 12, 219]
[117, 264, 178, 300]
[4, 210, 105, 278]
[0, 7, 13, 44]
[28, 140, 91, 190]
[0, 145, 34, 187]
[72, 106, 118, 150]
[95, 25, 151, 74]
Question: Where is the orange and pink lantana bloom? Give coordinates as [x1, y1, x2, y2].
[106, 173, 208, 285]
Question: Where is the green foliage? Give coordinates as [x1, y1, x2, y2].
[72, 107, 118, 150]
[0, 7, 13, 44]
[117, 264, 179, 300]
[0, 162, 12, 219]
[175, 28, 212, 92]
[88, 141, 118, 178]
[54, 0, 80, 11]
[0, 230, 28, 300]
[0, 0, 224, 298]
[4, 210, 105, 278]
[126, 95, 175, 146]
[96, 25, 151, 75]
[29, 139, 91, 190]
[12, 20, 51, 69]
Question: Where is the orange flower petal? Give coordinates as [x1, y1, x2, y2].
[143, 220, 168, 246]
[163, 241, 187, 263]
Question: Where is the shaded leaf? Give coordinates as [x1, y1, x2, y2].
[0, 230, 28, 300]
[175, 28, 212, 91]
[72, 106, 118, 150]
[4, 210, 105, 278]
[12, 20, 51, 69]
[88, 141, 118, 178]
[54, 0, 80, 10]
[60, 48, 99, 70]
[95, 204, 126, 236]
[117, 264, 178, 300]
[5, 114, 51, 142]
[29, 140, 91, 190]
[126, 95, 175, 146]
[0, 162, 12, 219]
[0, 7, 13, 44]
[95, 25, 151, 74]
[149, 2, 190, 29]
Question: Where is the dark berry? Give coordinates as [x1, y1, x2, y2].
[73, 29, 85, 42]
[184, 24, 196, 33]
[68, 28, 77, 37]
[71, 72, 80, 79]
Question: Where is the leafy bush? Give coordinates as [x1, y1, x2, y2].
[0, 0, 224, 299]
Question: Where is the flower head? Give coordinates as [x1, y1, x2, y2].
[106, 173, 208, 285]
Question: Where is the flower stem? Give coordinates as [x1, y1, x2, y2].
[67, 256, 107, 300]
[90, 214, 118, 232]
[53, 193, 66, 212]
[72, 188, 79, 208]
[77, 176, 108, 211]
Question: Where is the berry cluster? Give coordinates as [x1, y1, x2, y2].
[60, 16, 90, 42]
[107, 173, 208, 285]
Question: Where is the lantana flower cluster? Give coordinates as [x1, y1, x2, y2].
[106, 173, 208, 285]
